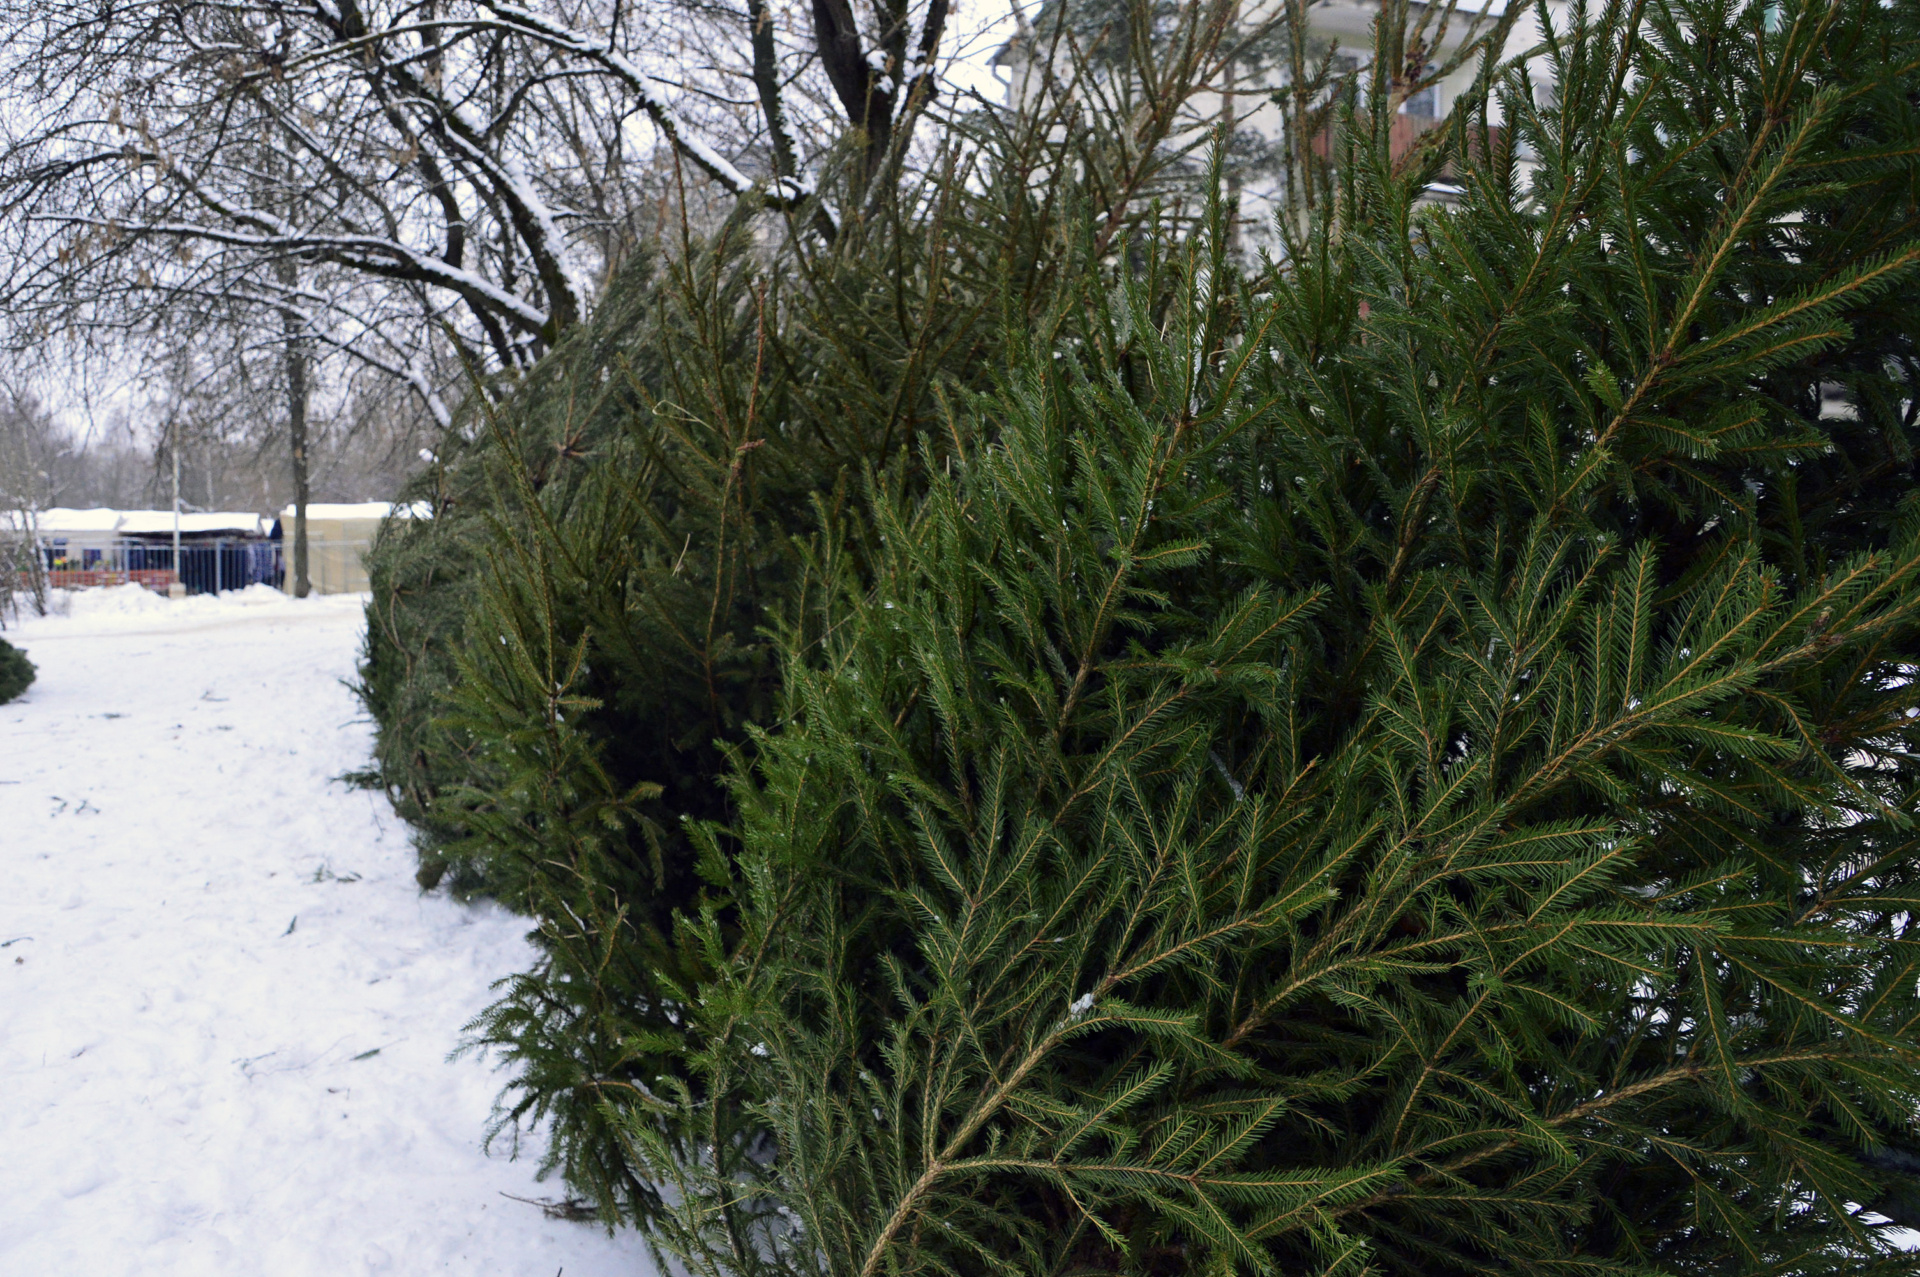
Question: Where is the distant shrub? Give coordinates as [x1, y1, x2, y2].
[0, 637, 33, 704]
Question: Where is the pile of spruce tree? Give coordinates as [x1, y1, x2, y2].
[362, 0, 1920, 1270]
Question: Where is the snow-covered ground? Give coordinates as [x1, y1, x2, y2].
[0, 585, 656, 1277]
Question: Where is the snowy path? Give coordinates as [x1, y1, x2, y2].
[0, 587, 655, 1276]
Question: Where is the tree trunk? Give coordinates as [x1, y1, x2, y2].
[281, 296, 311, 598]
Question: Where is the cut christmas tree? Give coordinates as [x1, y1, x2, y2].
[612, 1, 1920, 1273]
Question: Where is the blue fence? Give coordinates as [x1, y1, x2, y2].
[42, 539, 284, 595]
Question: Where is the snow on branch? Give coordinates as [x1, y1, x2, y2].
[478, 3, 817, 209]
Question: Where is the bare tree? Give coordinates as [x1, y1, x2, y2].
[0, 0, 977, 380]
[0, 0, 988, 566]
[0, 391, 69, 619]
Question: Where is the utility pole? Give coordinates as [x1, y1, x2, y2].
[170, 423, 183, 599]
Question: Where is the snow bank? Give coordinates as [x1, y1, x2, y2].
[15, 582, 331, 630]
[0, 590, 657, 1275]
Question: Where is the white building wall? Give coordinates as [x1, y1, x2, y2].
[996, 0, 1567, 237]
